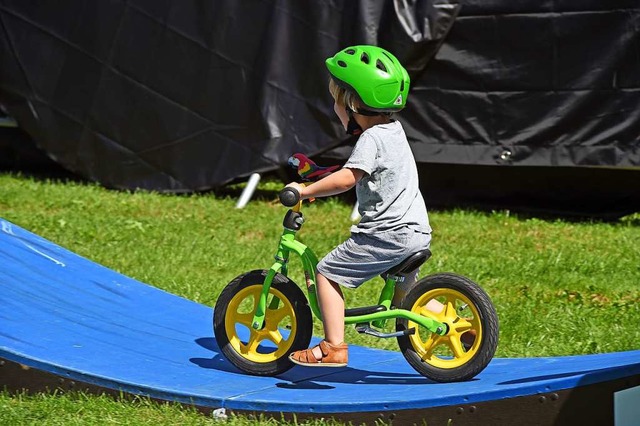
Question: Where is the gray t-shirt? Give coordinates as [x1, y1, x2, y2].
[344, 120, 432, 235]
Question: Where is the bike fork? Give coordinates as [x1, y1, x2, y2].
[251, 267, 280, 330]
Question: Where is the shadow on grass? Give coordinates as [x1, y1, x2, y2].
[4, 157, 637, 225]
[429, 204, 640, 226]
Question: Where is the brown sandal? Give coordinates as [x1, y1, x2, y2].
[289, 340, 348, 367]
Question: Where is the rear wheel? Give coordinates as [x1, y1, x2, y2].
[213, 270, 313, 376]
[396, 273, 499, 382]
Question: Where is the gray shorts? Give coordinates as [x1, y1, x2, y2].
[316, 228, 431, 289]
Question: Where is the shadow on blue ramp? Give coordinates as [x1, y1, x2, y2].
[1, 219, 639, 425]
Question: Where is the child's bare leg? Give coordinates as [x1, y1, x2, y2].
[310, 273, 345, 359]
[426, 299, 444, 313]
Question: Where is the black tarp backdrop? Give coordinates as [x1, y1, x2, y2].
[0, 0, 458, 190]
[0, 0, 639, 216]
[318, 0, 640, 217]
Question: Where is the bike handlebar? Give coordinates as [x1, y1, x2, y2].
[279, 187, 301, 207]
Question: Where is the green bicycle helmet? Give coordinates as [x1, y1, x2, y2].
[326, 45, 410, 112]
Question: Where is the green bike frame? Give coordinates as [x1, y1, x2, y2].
[250, 207, 447, 337]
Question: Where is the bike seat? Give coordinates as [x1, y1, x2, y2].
[381, 249, 432, 279]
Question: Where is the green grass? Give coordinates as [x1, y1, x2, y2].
[1, 173, 639, 425]
[0, 391, 346, 426]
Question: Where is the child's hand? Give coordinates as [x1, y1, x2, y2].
[285, 182, 306, 199]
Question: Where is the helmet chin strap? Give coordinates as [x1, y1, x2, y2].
[345, 106, 391, 136]
[346, 107, 363, 136]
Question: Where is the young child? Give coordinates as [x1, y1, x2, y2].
[286, 45, 432, 367]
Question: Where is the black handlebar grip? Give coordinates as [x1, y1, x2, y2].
[279, 187, 301, 207]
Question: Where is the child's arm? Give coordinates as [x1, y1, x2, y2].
[287, 167, 364, 200]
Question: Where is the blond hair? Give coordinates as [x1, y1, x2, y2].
[328, 78, 360, 112]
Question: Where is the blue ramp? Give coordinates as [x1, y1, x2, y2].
[1, 219, 639, 425]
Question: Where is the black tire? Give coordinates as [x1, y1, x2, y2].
[396, 273, 499, 382]
[213, 270, 313, 376]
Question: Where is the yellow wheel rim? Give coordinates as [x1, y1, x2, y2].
[408, 288, 482, 369]
[225, 284, 297, 363]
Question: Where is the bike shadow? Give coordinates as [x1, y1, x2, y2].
[190, 337, 247, 374]
[276, 366, 441, 388]
[190, 337, 461, 387]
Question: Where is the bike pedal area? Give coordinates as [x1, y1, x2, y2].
[354, 323, 415, 338]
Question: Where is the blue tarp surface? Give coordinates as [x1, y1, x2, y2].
[1, 218, 639, 413]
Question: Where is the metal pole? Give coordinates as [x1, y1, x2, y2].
[235, 173, 261, 209]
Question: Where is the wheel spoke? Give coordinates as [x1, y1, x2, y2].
[453, 317, 474, 334]
[232, 290, 260, 326]
[242, 330, 262, 354]
[420, 334, 441, 361]
[234, 312, 254, 327]
[448, 336, 465, 358]
[443, 297, 457, 319]
[267, 306, 290, 325]
[267, 329, 284, 345]
[263, 308, 287, 344]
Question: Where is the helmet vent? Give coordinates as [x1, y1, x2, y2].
[400, 80, 405, 91]
[376, 59, 387, 73]
[337, 60, 347, 68]
[345, 48, 356, 55]
[360, 52, 370, 64]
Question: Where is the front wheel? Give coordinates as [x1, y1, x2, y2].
[213, 270, 313, 376]
[396, 273, 499, 382]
